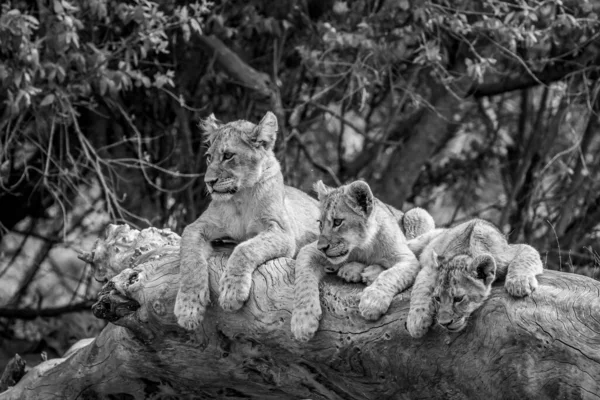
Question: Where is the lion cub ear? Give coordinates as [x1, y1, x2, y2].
[249, 111, 278, 150]
[431, 250, 444, 267]
[313, 180, 332, 201]
[345, 180, 374, 217]
[470, 254, 497, 287]
[199, 113, 221, 144]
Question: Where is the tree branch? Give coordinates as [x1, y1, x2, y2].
[2, 225, 600, 399]
[468, 50, 600, 98]
[197, 35, 274, 97]
[341, 109, 425, 180]
[0, 301, 95, 320]
[196, 34, 286, 150]
[373, 78, 464, 206]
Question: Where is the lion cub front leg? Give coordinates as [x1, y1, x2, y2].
[360, 244, 420, 321]
[337, 261, 367, 283]
[175, 218, 218, 330]
[219, 225, 294, 311]
[361, 264, 385, 286]
[406, 264, 437, 338]
[292, 242, 327, 342]
[504, 244, 543, 297]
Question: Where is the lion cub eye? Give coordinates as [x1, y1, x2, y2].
[434, 296, 441, 302]
[332, 218, 344, 227]
[206, 154, 212, 165]
[223, 152, 235, 160]
[453, 295, 464, 303]
[317, 220, 322, 230]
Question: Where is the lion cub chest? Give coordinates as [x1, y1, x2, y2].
[215, 201, 273, 242]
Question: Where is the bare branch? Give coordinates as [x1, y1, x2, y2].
[0, 301, 95, 320]
[468, 50, 600, 98]
[197, 35, 274, 97]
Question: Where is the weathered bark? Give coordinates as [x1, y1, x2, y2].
[2, 225, 600, 399]
[0, 355, 26, 393]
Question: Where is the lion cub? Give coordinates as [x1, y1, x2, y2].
[406, 218, 544, 338]
[291, 180, 433, 342]
[175, 112, 320, 330]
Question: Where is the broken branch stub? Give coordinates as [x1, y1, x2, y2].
[82, 224, 180, 283]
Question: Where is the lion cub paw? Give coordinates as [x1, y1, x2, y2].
[218, 272, 252, 312]
[505, 274, 538, 297]
[361, 265, 385, 286]
[174, 285, 209, 330]
[359, 286, 393, 321]
[337, 262, 366, 283]
[406, 307, 433, 338]
[291, 302, 322, 342]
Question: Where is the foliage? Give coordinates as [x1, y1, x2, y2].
[0, 0, 209, 226]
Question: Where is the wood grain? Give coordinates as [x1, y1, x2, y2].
[2, 226, 599, 399]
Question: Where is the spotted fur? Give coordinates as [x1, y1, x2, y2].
[406, 219, 544, 338]
[291, 179, 434, 342]
[175, 112, 320, 330]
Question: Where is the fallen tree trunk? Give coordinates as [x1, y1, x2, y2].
[2, 225, 600, 399]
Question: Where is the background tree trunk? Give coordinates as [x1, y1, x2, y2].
[1, 225, 600, 400]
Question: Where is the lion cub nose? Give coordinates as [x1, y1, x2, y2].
[439, 320, 454, 328]
[317, 241, 330, 253]
[205, 178, 218, 187]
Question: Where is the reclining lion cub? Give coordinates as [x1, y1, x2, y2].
[406, 218, 544, 338]
[174, 112, 320, 330]
[291, 180, 434, 342]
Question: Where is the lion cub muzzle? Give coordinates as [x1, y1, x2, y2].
[205, 177, 238, 196]
[436, 311, 467, 332]
[317, 237, 349, 264]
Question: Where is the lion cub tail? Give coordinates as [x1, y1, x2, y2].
[402, 207, 435, 240]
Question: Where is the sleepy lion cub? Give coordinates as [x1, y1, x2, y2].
[406, 218, 544, 338]
[291, 180, 434, 341]
[174, 112, 320, 330]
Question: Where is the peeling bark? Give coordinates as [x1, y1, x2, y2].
[2, 225, 600, 399]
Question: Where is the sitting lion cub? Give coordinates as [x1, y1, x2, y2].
[406, 218, 544, 338]
[174, 112, 320, 330]
[291, 180, 433, 342]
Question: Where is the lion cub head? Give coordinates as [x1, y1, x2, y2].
[432, 253, 497, 333]
[201, 112, 279, 201]
[312, 180, 377, 265]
